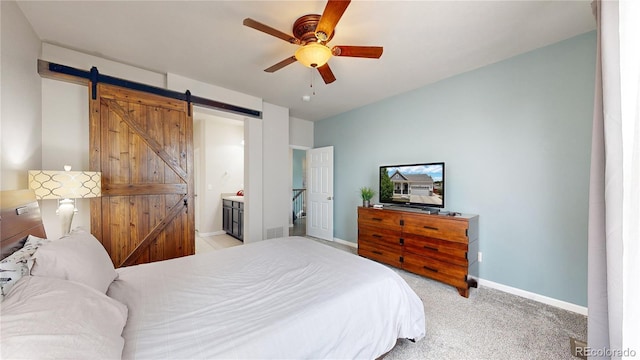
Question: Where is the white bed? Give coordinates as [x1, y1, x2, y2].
[110, 236, 425, 359]
[1, 190, 425, 359]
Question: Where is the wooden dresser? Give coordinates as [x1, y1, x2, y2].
[358, 206, 479, 297]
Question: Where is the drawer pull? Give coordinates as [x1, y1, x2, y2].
[423, 266, 438, 273]
[423, 246, 438, 252]
[423, 225, 439, 231]
[371, 217, 383, 221]
[372, 250, 383, 255]
[372, 234, 383, 238]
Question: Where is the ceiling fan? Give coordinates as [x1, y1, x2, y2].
[243, 0, 383, 84]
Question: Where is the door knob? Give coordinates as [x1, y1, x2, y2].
[327, 196, 333, 200]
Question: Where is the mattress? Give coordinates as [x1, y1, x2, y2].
[108, 236, 425, 359]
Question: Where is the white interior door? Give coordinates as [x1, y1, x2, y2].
[306, 146, 334, 241]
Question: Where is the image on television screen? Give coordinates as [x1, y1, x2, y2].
[379, 163, 444, 207]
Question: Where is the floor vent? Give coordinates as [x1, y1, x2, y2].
[266, 227, 284, 239]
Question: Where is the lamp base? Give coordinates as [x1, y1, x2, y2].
[57, 199, 76, 235]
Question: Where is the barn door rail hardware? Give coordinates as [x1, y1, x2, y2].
[37, 59, 262, 119]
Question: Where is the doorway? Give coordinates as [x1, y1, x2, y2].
[290, 148, 307, 236]
[193, 111, 245, 252]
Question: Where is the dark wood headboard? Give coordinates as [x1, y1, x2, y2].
[0, 190, 47, 260]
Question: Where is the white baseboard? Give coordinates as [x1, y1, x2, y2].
[324, 238, 586, 316]
[332, 237, 358, 249]
[478, 278, 588, 316]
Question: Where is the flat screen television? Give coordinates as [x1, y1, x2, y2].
[379, 162, 445, 209]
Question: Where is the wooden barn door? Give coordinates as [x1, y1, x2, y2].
[89, 84, 194, 267]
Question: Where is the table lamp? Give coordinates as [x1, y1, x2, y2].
[28, 166, 101, 235]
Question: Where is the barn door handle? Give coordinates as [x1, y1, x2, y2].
[184, 198, 188, 207]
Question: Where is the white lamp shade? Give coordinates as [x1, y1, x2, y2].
[28, 170, 102, 200]
[295, 43, 332, 68]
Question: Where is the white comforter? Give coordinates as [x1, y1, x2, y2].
[108, 236, 425, 359]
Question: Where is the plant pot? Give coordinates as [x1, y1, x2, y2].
[363, 200, 370, 208]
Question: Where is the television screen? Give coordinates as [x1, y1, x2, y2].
[379, 162, 445, 208]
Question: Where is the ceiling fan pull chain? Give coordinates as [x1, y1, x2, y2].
[310, 69, 316, 96]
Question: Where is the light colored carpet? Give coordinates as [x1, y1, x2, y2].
[386, 271, 586, 360]
[309, 237, 587, 360]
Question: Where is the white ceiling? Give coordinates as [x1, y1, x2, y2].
[17, 0, 595, 121]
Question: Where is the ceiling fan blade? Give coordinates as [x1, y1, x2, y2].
[243, 18, 300, 45]
[332, 46, 383, 58]
[315, 0, 351, 41]
[264, 56, 297, 73]
[317, 63, 336, 84]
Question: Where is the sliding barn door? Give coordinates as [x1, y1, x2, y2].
[89, 84, 194, 267]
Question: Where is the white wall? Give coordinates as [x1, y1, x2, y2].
[262, 103, 290, 239]
[42, 43, 165, 88]
[197, 115, 244, 235]
[167, 73, 261, 113]
[0, 0, 42, 190]
[289, 117, 314, 149]
[244, 116, 263, 243]
[40, 79, 89, 240]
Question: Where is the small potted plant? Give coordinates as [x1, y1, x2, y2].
[359, 186, 376, 207]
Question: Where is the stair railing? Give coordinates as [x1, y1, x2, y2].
[292, 188, 306, 222]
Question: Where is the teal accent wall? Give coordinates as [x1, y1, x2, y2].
[314, 31, 596, 306]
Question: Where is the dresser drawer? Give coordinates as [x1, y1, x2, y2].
[358, 207, 402, 230]
[402, 213, 469, 243]
[402, 252, 468, 289]
[403, 234, 469, 267]
[358, 224, 403, 248]
[358, 239, 402, 268]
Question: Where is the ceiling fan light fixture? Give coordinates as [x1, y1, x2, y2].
[295, 43, 332, 68]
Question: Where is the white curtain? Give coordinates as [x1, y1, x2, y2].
[588, 1, 640, 359]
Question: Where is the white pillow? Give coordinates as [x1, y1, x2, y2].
[1, 276, 128, 360]
[30, 228, 118, 293]
[0, 235, 50, 300]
